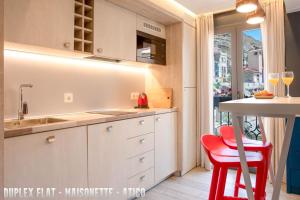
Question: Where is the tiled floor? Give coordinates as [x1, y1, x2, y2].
[141, 167, 300, 200]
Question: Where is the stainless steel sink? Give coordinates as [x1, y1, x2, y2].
[5, 117, 68, 129]
[86, 110, 138, 116]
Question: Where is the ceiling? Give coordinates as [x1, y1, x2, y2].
[175, 0, 300, 15]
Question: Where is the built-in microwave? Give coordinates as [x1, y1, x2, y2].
[136, 31, 166, 65]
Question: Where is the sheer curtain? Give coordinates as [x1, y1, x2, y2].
[260, 0, 286, 180]
[196, 14, 214, 170]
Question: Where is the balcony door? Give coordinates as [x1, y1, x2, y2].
[213, 25, 264, 140]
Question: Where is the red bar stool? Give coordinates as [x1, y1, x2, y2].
[201, 134, 267, 200]
[220, 126, 273, 198]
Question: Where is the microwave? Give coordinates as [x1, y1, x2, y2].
[136, 31, 166, 65]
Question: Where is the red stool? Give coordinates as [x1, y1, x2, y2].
[201, 134, 267, 200]
[220, 126, 273, 199]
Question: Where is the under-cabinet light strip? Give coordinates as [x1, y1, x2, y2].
[4, 50, 148, 74]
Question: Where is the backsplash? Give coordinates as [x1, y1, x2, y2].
[4, 50, 146, 119]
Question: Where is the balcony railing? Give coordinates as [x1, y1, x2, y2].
[213, 96, 262, 140]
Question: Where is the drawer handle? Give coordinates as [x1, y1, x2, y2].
[139, 157, 145, 163]
[97, 48, 103, 53]
[156, 117, 161, 122]
[140, 175, 146, 181]
[106, 126, 113, 132]
[139, 120, 145, 125]
[139, 139, 145, 144]
[46, 136, 55, 143]
[63, 42, 71, 48]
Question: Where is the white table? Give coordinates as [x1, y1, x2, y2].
[220, 97, 300, 200]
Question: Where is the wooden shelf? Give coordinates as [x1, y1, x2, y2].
[74, 0, 94, 53]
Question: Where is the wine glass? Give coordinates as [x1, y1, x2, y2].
[282, 71, 294, 97]
[268, 73, 279, 97]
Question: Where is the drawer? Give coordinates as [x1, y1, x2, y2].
[127, 150, 154, 178]
[126, 116, 154, 138]
[128, 168, 154, 190]
[127, 133, 154, 158]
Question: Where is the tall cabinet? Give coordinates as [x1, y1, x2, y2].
[181, 24, 197, 174]
[147, 22, 197, 175]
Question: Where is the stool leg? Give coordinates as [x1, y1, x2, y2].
[234, 167, 242, 197]
[216, 167, 228, 200]
[209, 166, 220, 200]
[254, 164, 264, 200]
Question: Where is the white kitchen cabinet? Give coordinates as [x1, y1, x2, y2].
[88, 121, 127, 200]
[4, 0, 74, 51]
[154, 112, 177, 183]
[4, 127, 88, 193]
[94, 0, 136, 61]
[182, 88, 197, 174]
[183, 24, 196, 87]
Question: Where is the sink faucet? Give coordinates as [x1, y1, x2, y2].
[18, 84, 33, 120]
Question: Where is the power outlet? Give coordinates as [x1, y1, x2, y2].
[64, 93, 74, 103]
[130, 92, 140, 100]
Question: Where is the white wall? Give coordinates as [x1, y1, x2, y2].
[4, 50, 146, 119]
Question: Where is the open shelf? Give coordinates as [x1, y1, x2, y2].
[73, 0, 94, 54]
[74, 40, 83, 52]
[75, 2, 83, 15]
[74, 28, 83, 40]
[84, 30, 93, 41]
[84, 42, 93, 53]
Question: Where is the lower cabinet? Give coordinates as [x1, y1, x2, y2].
[4, 112, 177, 199]
[88, 121, 127, 200]
[4, 127, 88, 199]
[154, 112, 177, 183]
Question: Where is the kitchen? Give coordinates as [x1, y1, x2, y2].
[2, 0, 196, 199]
[0, 0, 300, 200]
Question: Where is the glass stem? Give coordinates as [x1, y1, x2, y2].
[274, 85, 276, 96]
[287, 85, 290, 97]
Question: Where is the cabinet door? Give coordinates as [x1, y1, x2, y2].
[182, 88, 197, 175]
[4, 127, 88, 191]
[4, 0, 74, 51]
[183, 24, 196, 87]
[94, 0, 136, 61]
[155, 112, 177, 183]
[88, 121, 127, 200]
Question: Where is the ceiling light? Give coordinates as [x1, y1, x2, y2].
[246, 7, 265, 24]
[236, 0, 258, 13]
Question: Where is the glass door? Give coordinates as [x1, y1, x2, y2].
[213, 29, 237, 133]
[213, 26, 264, 140]
[238, 27, 264, 140]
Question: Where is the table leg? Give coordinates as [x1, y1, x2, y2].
[232, 114, 254, 200]
[271, 115, 296, 200]
[258, 117, 275, 184]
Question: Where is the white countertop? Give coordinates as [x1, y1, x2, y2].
[4, 107, 177, 138]
[220, 97, 300, 117]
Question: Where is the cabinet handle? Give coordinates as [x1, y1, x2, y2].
[139, 120, 145, 125]
[156, 117, 161, 122]
[139, 175, 146, 181]
[97, 48, 103, 53]
[46, 136, 55, 143]
[63, 42, 71, 49]
[106, 126, 113, 132]
[139, 139, 145, 144]
[139, 157, 145, 163]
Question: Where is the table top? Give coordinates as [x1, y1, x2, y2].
[219, 97, 300, 117]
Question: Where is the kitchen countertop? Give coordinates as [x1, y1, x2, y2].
[4, 108, 177, 138]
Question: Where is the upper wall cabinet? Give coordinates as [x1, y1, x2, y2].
[94, 0, 136, 61]
[4, 0, 74, 51]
